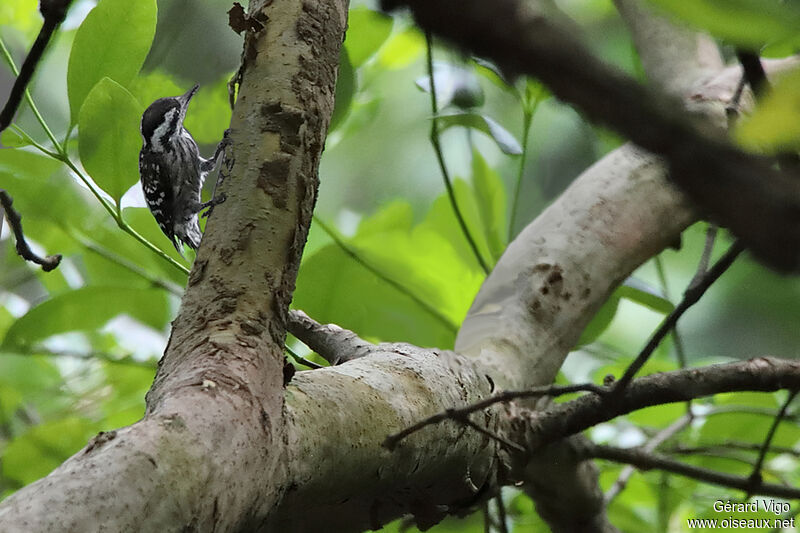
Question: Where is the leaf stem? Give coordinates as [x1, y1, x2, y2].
[425, 32, 490, 274]
[508, 86, 544, 241]
[0, 36, 64, 153]
[313, 215, 458, 333]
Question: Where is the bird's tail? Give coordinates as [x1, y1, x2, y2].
[177, 217, 202, 252]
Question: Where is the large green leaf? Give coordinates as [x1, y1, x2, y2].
[67, 0, 156, 122]
[647, 0, 800, 48]
[79, 78, 143, 203]
[421, 178, 494, 270]
[2, 287, 169, 349]
[736, 69, 800, 154]
[470, 150, 507, 261]
[330, 48, 355, 132]
[344, 7, 393, 69]
[294, 202, 484, 348]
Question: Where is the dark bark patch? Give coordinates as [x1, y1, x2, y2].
[236, 222, 256, 252]
[240, 319, 264, 336]
[188, 259, 207, 287]
[257, 158, 290, 210]
[283, 359, 295, 385]
[228, 2, 266, 35]
[84, 430, 117, 454]
[260, 102, 304, 153]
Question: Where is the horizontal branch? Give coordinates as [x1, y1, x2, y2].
[519, 357, 800, 451]
[287, 309, 374, 365]
[583, 442, 800, 499]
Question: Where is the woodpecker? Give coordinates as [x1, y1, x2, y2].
[138, 85, 227, 256]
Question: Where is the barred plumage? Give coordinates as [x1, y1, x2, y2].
[138, 85, 227, 256]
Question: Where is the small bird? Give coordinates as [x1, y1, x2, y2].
[138, 85, 228, 256]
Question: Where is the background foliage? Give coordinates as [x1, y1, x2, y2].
[0, 0, 798, 531]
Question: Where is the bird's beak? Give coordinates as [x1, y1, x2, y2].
[179, 84, 199, 110]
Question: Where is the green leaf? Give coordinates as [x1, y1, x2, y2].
[344, 7, 393, 69]
[67, 0, 157, 123]
[330, 47, 355, 133]
[0, 129, 30, 148]
[2, 287, 169, 349]
[377, 26, 424, 69]
[470, 150, 507, 261]
[736, 69, 800, 154]
[618, 277, 674, 314]
[79, 78, 143, 202]
[3, 417, 96, 485]
[577, 293, 620, 346]
[437, 111, 522, 155]
[295, 202, 485, 348]
[647, 0, 800, 48]
[0, 0, 39, 39]
[421, 178, 493, 270]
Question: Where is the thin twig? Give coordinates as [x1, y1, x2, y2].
[383, 382, 606, 449]
[612, 241, 743, 393]
[72, 232, 183, 296]
[459, 416, 525, 453]
[747, 389, 799, 493]
[286, 309, 374, 365]
[425, 32, 490, 274]
[494, 493, 509, 533]
[653, 256, 687, 371]
[736, 50, 769, 96]
[0, 0, 73, 131]
[585, 442, 800, 500]
[604, 412, 693, 504]
[508, 86, 544, 241]
[670, 441, 800, 458]
[0, 189, 62, 271]
[312, 216, 458, 332]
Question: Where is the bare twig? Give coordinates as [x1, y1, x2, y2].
[612, 242, 743, 393]
[747, 389, 799, 493]
[425, 32, 490, 274]
[584, 442, 800, 500]
[460, 416, 525, 453]
[604, 412, 693, 503]
[383, 382, 606, 449]
[736, 50, 769, 96]
[0, 0, 73, 131]
[0, 189, 61, 271]
[670, 441, 800, 458]
[286, 309, 374, 365]
[520, 357, 800, 453]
